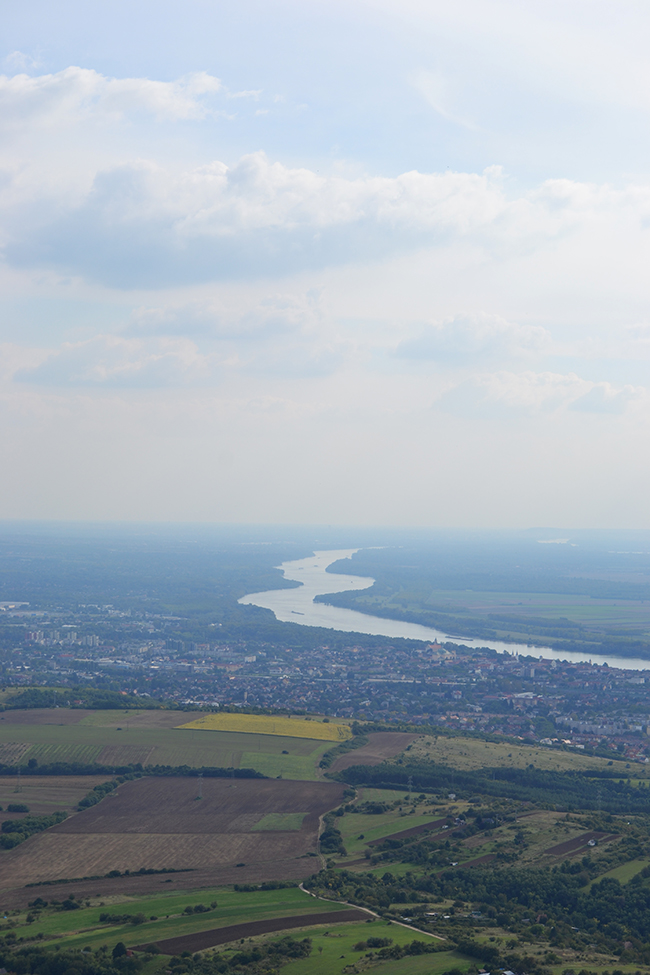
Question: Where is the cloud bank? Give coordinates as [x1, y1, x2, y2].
[0, 39, 649, 526]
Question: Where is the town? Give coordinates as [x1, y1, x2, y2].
[3, 601, 650, 762]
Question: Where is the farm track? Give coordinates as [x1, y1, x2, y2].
[133, 909, 369, 954]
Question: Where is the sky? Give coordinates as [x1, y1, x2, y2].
[2, 0, 650, 527]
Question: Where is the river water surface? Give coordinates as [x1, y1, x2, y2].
[240, 550, 650, 671]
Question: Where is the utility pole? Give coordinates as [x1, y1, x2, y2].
[197, 772, 203, 800]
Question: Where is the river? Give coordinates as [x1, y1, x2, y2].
[239, 549, 650, 671]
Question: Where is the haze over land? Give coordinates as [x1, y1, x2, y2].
[2, 2, 650, 526]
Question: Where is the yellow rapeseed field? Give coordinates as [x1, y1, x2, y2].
[176, 713, 352, 741]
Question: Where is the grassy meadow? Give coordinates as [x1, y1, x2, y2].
[281, 918, 459, 975]
[406, 734, 632, 774]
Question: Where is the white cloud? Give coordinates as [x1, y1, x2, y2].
[436, 371, 642, 418]
[2, 9, 650, 526]
[0, 67, 227, 128]
[4, 67, 650, 292]
[125, 292, 321, 340]
[13, 335, 213, 388]
[569, 383, 638, 415]
[410, 68, 480, 131]
[0, 342, 49, 381]
[3, 51, 42, 73]
[11, 288, 345, 387]
[3, 125, 650, 291]
[372, 0, 650, 114]
[0, 151, 549, 287]
[396, 312, 549, 364]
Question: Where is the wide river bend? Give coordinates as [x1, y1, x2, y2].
[239, 549, 650, 672]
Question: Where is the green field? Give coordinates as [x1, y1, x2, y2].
[282, 918, 466, 975]
[328, 578, 650, 653]
[0, 710, 331, 780]
[584, 858, 650, 889]
[329, 787, 458, 861]
[423, 588, 650, 626]
[337, 809, 446, 859]
[15, 887, 348, 950]
[0, 886, 476, 975]
[344, 584, 650, 629]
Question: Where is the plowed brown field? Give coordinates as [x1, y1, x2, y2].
[134, 909, 369, 954]
[0, 776, 344, 897]
[329, 733, 419, 773]
[544, 831, 619, 857]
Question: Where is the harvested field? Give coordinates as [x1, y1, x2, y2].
[0, 709, 87, 726]
[23, 742, 102, 764]
[0, 776, 344, 894]
[544, 831, 619, 857]
[330, 732, 419, 773]
[178, 713, 352, 742]
[80, 711, 187, 730]
[252, 813, 306, 831]
[55, 777, 339, 834]
[0, 775, 113, 816]
[97, 744, 156, 766]
[367, 817, 447, 846]
[134, 909, 368, 954]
